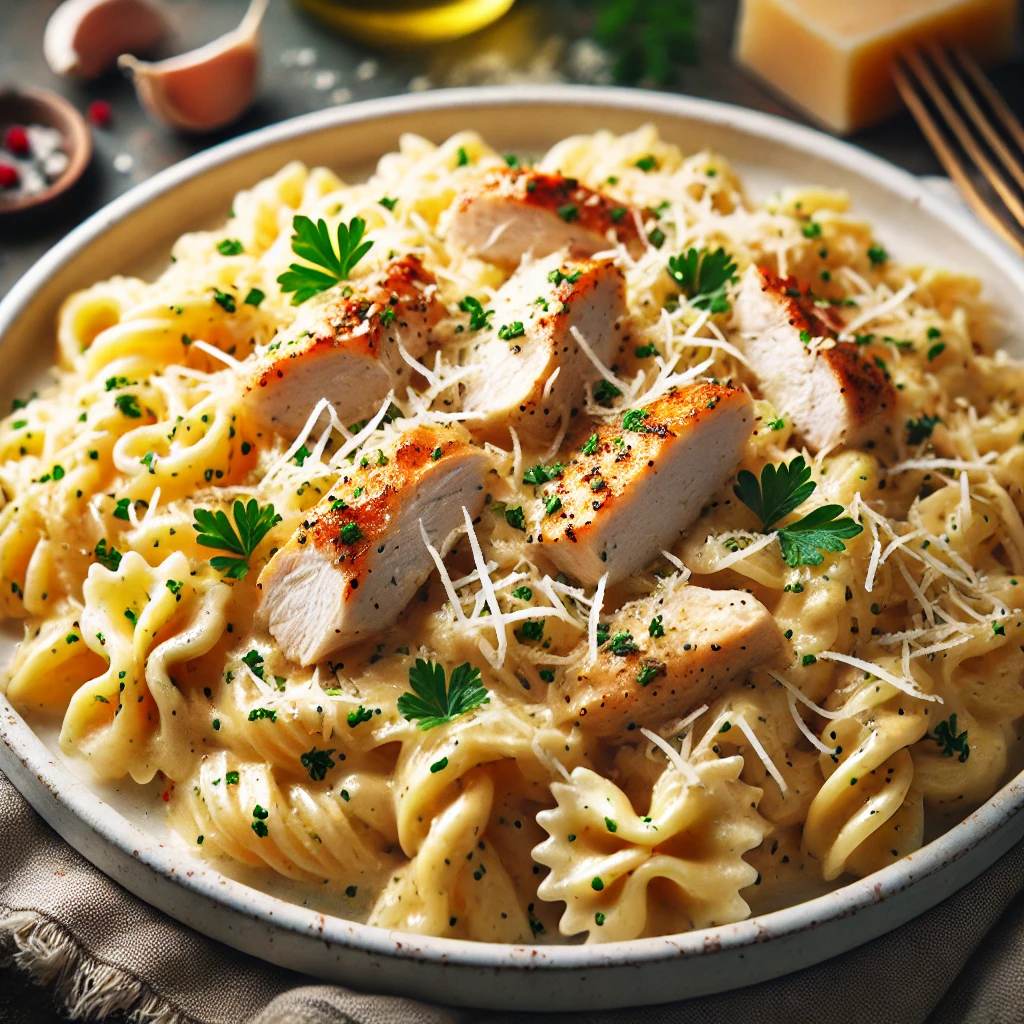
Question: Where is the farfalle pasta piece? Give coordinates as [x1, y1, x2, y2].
[58, 551, 230, 782]
[534, 756, 766, 942]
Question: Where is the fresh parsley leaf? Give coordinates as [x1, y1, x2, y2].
[777, 504, 864, 567]
[734, 456, 862, 566]
[397, 659, 490, 730]
[277, 215, 374, 305]
[666, 247, 737, 314]
[192, 499, 282, 580]
[733, 456, 816, 531]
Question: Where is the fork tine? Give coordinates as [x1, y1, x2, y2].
[929, 45, 1024, 196]
[903, 49, 1024, 231]
[893, 59, 1024, 257]
[955, 48, 1024, 157]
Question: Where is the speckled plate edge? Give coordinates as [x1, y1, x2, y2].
[3, 85, 1024, 1011]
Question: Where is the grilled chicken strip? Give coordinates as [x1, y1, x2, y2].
[560, 584, 780, 737]
[242, 255, 443, 439]
[535, 382, 754, 586]
[445, 168, 645, 270]
[732, 265, 895, 452]
[258, 425, 487, 665]
[460, 253, 628, 446]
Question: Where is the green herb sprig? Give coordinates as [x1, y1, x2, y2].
[192, 499, 282, 579]
[397, 659, 490, 730]
[666, 247, 737, 314]
[277, 215, 373, 305]
[733, 456, 863, 567]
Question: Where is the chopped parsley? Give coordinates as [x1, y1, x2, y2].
[212, 288, 236, 312]
[430, 757, 449, 773]
[94, 539, 122, 571]
[593, 379, 623, 406]
[548, 267, 582, 286]
[498, 321, 526, 341]
[114, 394, 142, 418]
[244, 288, 265, 307]
[621, 408, 650, 432]
[636, 659, 665, 686]
[518, 620, 544, 642]
[216, 238, 244, 256]
[606, 631, 640, 655]
[247, 707, 277, 722]
[503, 505, 526, 531]
[378, 196, 398, 211]
[459, 296, 494, 332]
[649, 615, 665, 638]
[456, 146, 470, 166]
[634, 343, 658, 358]
[193, 499, 281, 580]
[634, 155, 657, 172]
[523, 462, 565, 486]
[339, 522, 364, 544]
[300, 746, 336, 781]
[347, 705, 376, 728]
[112, 498, 131, 521]
[512, 586, 533, 601]
[544, 495, 562, 517]
[277, 215, 373, 305]
[581, 433, 600, 456]
[929, 714, 969, 762]
[397, 659, 490, 730]
[867, 244, 888, 265]
[906, 414, 941, 445]
[557, 203, 578, 222]
[927, 341, 946, 361]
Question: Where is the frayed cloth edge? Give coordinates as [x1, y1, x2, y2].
[0, 908, 192, 1024]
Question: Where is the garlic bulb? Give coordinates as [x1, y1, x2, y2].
[44, 0, 170, 80]
[119, 0, 267, 134]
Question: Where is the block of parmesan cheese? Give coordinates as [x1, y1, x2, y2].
[734, 0, 1018, 135]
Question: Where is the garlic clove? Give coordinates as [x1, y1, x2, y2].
[118, 0, 268, 134]
[44, 0, 170, 80]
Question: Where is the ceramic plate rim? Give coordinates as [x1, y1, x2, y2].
[4, 83, 1024, 973]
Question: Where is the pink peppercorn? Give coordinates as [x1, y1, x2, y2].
[4, 126, 29, 155]
[0, 163, 20, 189]
[88, 101, 112, 128]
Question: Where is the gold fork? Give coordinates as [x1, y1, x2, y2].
[894, 46, 1024, 258]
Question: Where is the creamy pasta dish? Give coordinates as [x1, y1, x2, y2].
[4, 126, 1024, 945]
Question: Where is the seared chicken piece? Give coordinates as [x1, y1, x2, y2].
[732, 265, 895, 452]
[561, 584, 780, 737]
[460, 253, 628, 446]
[258, 425, 487, 665]
[242, 255, 443, 438]
[536, 382, 754, 586]
[445, 168, 645, 270]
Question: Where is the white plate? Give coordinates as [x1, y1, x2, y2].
[3, 86, 1024, 1013]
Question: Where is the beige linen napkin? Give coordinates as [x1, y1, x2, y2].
[3, 769, 1024, 1024]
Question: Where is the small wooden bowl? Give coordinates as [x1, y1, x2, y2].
[0, 86, 92, 215]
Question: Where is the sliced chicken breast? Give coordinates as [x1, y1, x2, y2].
[445, 168, 645, 270]
[242, 255, 443, 439]
[535, 382, 754, 586]
[460, 253, 628, 446]
[732, 265, 895, 452]
[561, 584, 780, 737]
[258, 425, 488, 665]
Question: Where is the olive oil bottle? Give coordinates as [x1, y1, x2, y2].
[293, 0, 517, 45]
